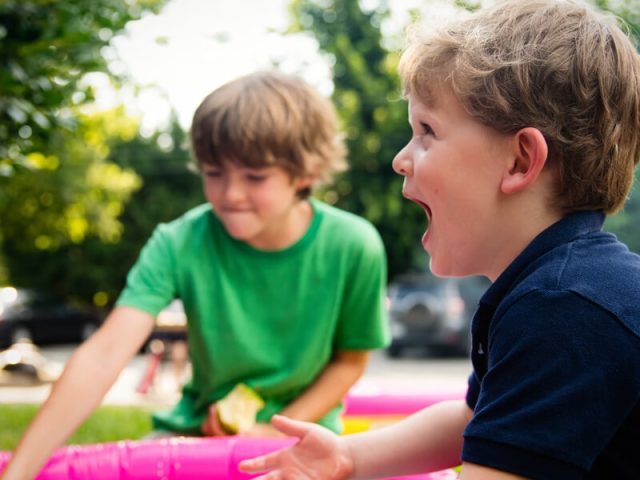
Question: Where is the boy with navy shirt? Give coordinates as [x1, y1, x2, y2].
[241, 1, 640, 478]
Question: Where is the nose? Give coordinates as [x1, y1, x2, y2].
[222, 175, 246, 203]
[392, 143, 413, 176]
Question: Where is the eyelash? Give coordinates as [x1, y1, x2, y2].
[205, 171, 267, 182]
[420, 122, 434, 136]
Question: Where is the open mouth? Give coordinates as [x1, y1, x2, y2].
[416, 199, 432, 225]
[403, 191, 432, 227]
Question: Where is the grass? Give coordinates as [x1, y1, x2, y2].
[0, 404, 154, 450]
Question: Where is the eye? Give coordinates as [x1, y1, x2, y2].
[246, 173, 268, 182]
[420, 122, 435, 136]
[205, 169, 223, 178]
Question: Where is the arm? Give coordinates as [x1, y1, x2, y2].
[281, 349, 369, 422]
[240, 399, 472, 479]
[207, 349, 370, 437]
[350, 404, 527, 479]
[0, 306, 155, 480]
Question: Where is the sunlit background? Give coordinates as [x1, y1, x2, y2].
[93, 0, 457, 132]
[1, 0, 638, 310]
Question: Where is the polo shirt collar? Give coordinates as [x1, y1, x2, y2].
[480, 210, 605, 308]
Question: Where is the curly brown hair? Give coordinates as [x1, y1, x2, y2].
[400, 0, 640, 213]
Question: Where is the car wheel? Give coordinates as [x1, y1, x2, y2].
[11, 327, 32, 344]
[80, 323, 98, 341]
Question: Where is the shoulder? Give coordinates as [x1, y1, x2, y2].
[141, 204, 221, 260]
[158, 203, 213, 231]
[313, 200, 384, 249]
[153, 203, 216, 240]
[503, 231, 640, 336]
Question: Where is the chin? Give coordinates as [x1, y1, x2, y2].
[428, 258, 459, 278]
[226, 229, 254, 242]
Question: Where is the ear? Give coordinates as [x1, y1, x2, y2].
[501, 127, 549, 195]
[293, 175, 314, 191]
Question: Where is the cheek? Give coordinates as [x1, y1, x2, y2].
[202, 181, 221, 203]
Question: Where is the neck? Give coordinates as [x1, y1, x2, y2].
[486, 203, 563, 282]
[249, 199, 313, 251]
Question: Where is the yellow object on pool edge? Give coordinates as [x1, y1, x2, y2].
[217, 383, 265, 434]
[342, 415, 406, 434]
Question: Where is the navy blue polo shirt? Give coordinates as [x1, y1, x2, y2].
[462, 211, 640, 480]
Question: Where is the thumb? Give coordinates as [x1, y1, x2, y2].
[270, 415, 314, 438]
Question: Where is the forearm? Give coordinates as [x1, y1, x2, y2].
[1, 307, 153, 480]
[3, 345, 121, 477]
[346, 400, 471, 479]
[280, 350, 369, 422]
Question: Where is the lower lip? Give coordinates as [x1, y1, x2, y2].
[421, 229, 430, 251]
[421, 209, 432, 251]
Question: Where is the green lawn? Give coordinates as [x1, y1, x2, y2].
[0, 404, 154, 450]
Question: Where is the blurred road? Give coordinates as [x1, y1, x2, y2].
[0, 344, 472, 406]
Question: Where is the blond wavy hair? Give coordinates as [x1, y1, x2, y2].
[400, 0, 640, 213]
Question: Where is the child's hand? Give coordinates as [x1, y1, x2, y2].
[200, 403, 229, 436]
[239, 421, 287, 438]
[238, 415, 354, 479]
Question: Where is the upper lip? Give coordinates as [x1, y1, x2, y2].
[401, 189, 415, 202]
[402, 190, 432, 219]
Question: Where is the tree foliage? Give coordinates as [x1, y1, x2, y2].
[0, 0, 166, 299]
[595, 0, 640, 252]
[1, 108, 141, 249]
[0, 0, 164, 174]
[3, 116, 202, 306]
[288, 0, 428, 279]
[93, 118, 203, 307]
[289, 0, 640, 278]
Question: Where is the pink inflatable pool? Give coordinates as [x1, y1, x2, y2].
[344, 388, 466, 415]
[0, 437, 458, 479]
[0, 382, 467, 479]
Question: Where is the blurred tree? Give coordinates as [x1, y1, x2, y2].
[288, 0, 430, 279]
[289, 0, 640, 279]
[3, 114, 202, 307]
[0, 0, 164, 175]
[93, 116, 202, 307]
[596, 0, 640, 253]
[1, 108, 142, 301]
[0, 0, 168, 299]
[1, 107, 141, 250]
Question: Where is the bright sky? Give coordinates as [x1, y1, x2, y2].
[96, 0, 459, 134]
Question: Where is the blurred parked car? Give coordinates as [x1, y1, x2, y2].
[386, 272, 490, 357]
[0, 287, 102, 348]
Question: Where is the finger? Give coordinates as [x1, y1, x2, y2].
[209, 404, 228, 436]
[261, 472, 282, 480]
[201, 415, 212, 436]
[201, 404, 225, 436]
[238, 450, 282, 473]
[270, 415, 314, 438]
[251, 472, 281, 480]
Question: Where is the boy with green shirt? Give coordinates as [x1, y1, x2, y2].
[1, 70, 389, 480]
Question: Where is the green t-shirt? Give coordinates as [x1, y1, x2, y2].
[116, 199, 389, 434]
